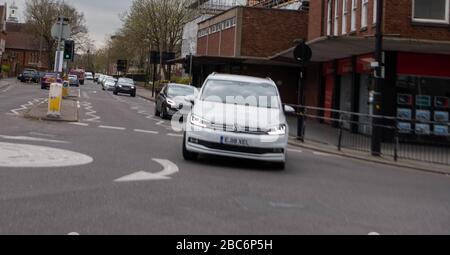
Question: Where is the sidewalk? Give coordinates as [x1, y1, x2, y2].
[286, 116, 450, 175]
[0, 78, 16, 89]
[135, 84, 156, 102]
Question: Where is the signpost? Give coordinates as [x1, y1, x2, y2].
[149, 51, 175, 97]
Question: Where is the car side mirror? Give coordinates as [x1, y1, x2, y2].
[284, 105, 295, 114]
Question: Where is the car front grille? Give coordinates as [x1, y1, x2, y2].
[207, 122, 268, 135]
[189, 138, 284, 155]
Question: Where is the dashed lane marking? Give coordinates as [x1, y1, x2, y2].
[98, 125, 126, 131]
[288, 148, 303, 153]
[69, 122, 89, 127]
[167, 133, 183, 138]
[133, 129, 159, 134]
[0, 135, 69, 144]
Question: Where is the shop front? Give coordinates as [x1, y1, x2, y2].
[395, 52, 450, 143]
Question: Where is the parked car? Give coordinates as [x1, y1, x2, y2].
[68, 75, 79, 87]
[155, 83, 197, 119]
[85, 72, 94, 81]
[18, 69, 39, 83]
[41, 73, 62, 90]
[113, 77, 136, 97]
[100, 75, 110, 86]
[182, 73, 295, 170]
[94, 73, 102, 82]
[102, 77, 117, 91]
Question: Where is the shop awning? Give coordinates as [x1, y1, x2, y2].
[167, 55, 302, 67]
[270, 36, 450, 62]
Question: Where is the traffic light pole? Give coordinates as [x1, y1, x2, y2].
[371, 0, 384, 156]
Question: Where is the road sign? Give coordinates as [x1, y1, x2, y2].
[51, 23, 71, 40]
[54, 50, 64, 72]
[293, 43, 312, 64]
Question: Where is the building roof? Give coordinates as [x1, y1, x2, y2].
[5, 22, 45, 51]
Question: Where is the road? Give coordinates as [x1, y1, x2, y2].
[0, 79, 449, 235]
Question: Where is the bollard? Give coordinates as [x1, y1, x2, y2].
[47, 83, 63, 119]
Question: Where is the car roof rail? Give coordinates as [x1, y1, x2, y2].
[210, 72, 217, 76]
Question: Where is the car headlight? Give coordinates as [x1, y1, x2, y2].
[166, 99, 176, 107]
[267, 124, 286, 135]
[190, 115, 209, 128]
[118, 84, 122, 87]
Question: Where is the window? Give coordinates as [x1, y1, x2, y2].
[342, 0, 348, 34]
[373, 0, 378, 24]
[334, 0, 340, 36]
[412, 0, 449, 24]
[362, 0, 368, 28]
[351, 0, 357, 31]
[327, 0, 332, 36]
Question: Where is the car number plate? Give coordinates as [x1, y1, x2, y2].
[220, 136, 249, 146]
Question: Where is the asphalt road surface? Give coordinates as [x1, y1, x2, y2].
[1, 79, 449, 235]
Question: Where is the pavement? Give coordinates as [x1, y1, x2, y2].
[136, 84, 156, 102]
[0, 79, 449, 235]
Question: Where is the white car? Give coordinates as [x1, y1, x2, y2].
[182, 73, 294, 169]
[103, 77, 117, 91]
[85, 72, 94, 81]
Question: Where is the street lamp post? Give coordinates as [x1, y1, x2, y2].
[371, 0, 384, 156]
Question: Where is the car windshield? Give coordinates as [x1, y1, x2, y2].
[168, 85, 195, 97]
[69, 75, 77, 79]
[200, 79, 280, 109]
[23, 71, 35, 75]
[106, 79, 116, 83]
[119, 78, 134, 85]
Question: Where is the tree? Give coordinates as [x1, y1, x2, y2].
[25, 0, 89, 68]
[120, 0, 190, 79]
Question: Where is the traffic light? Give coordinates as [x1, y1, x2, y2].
[183, 55, 192, 74]
[63, 40, 74, 60]
[117, 60, 128, 72]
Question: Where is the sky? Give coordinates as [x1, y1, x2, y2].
[3, 0, 133, 49]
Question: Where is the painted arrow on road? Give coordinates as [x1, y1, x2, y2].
[114, 158, 179, 182]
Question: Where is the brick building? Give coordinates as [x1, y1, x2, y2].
[2, 22, 51, 77]
[181, 6, 309, 104]
[274, 0, 450, 139]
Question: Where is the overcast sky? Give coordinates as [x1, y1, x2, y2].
[4, 0, 133, 49]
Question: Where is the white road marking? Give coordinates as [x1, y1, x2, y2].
[81, 102, 101, 122]
[98, 125, 126, 130]
[133, 129, 159, 134]
[68, 232, 80, 235]
[167, 133, 183, 137]
[69, 122, 89, 127]
[115, 158, 179, 182]
[156, 121, 165, 125]
[313, 151, 338, 157]
[78, 88, 81, 98]
[368, 232, 380, 235]
[9, 98, 46, 116]
[77, 101, 80, 109]
[28, 132, 56, 138]
[0, 142, 93, 168]
[0, 135, 69, 144]
[288, 148, 303, 153]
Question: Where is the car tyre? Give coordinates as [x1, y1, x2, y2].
[113, 91, 118, 95]
[131, 92, 136, 97]
[182, 133, 198, 161]
[272, 162, 285, 171]
[154, 103, 160, 116]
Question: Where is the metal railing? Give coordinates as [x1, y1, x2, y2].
[286, 104, 450, 166]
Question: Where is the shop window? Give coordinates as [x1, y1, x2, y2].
[412, 0, 449, 24]
[342, 0, 348, 34]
